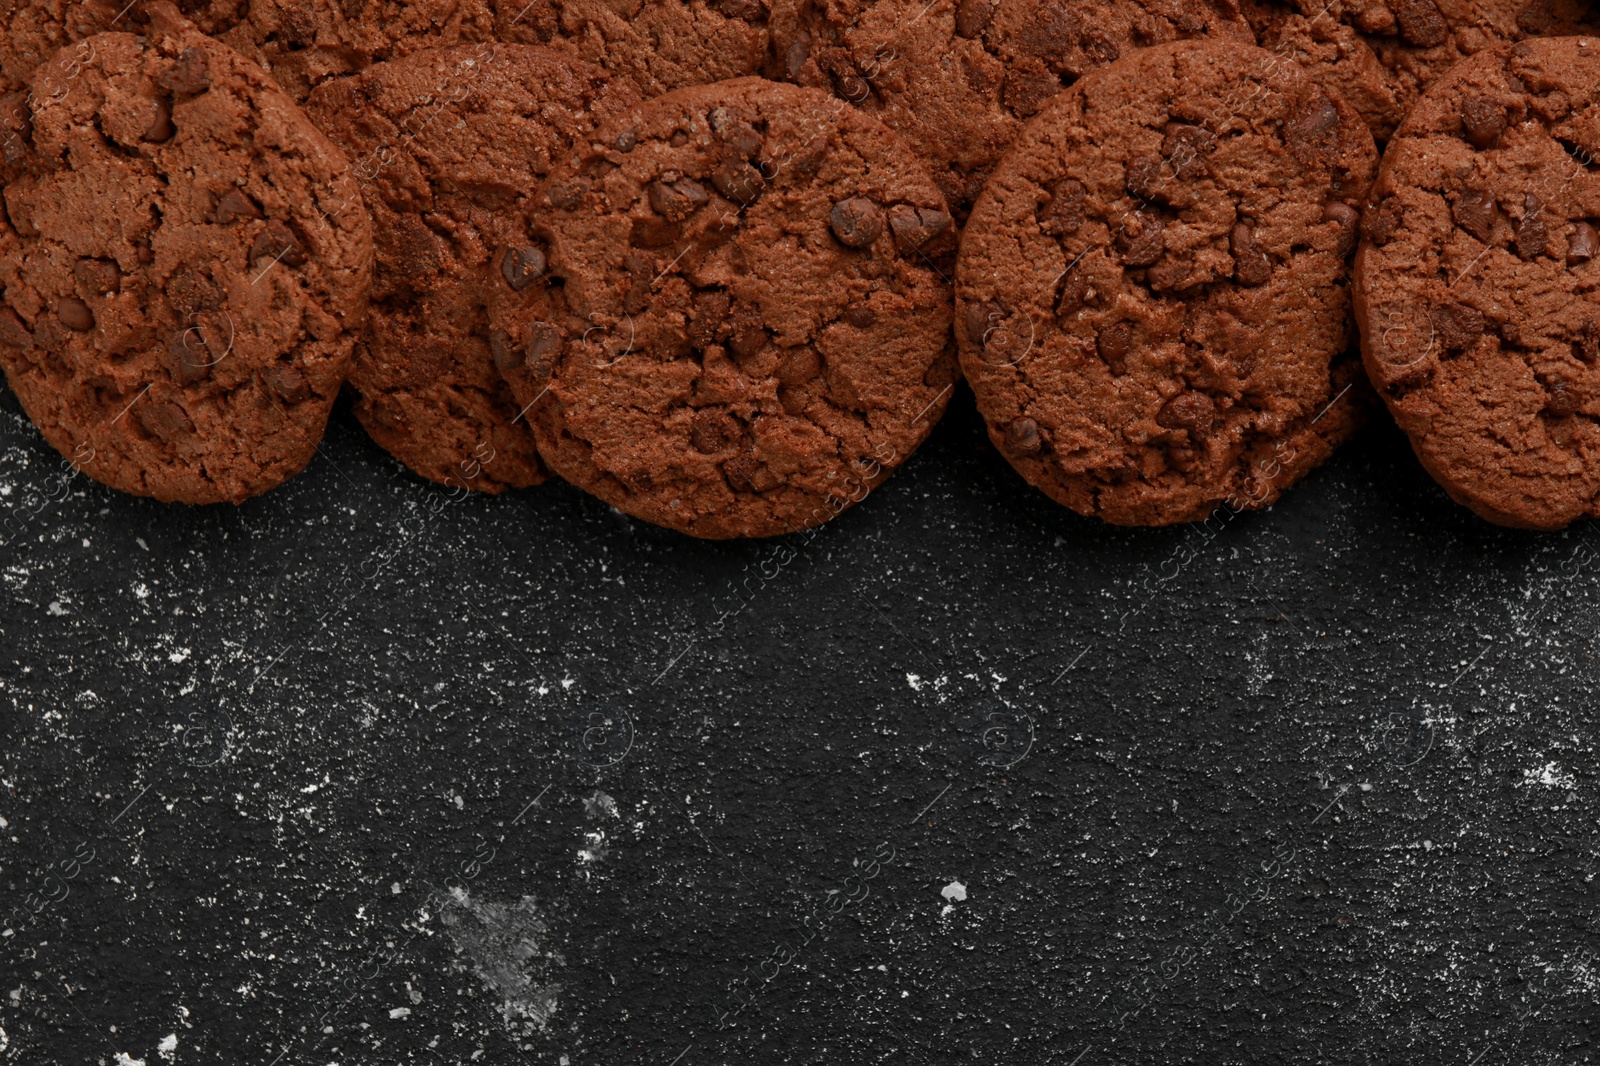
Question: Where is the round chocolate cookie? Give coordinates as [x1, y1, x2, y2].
[491, 77, 957, 539]
[1289, 0, 1600, 136]
[1354, 37, 1600, 530]
[957, 39, 1378, 526]
[0, 21, 373, 504]
[495, 0, 772, 97]
[0, 0, 499, 101]
[777, 0, 1255, 216]
[306, 45, 636, 494]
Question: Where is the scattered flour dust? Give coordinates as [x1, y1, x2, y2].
[1519, 762, 1576, 789]
[439, 889, 563, 1035]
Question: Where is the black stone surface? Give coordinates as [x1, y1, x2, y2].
[2, 384, 1598, 1065]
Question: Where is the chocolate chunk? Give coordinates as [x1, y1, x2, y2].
[161, 47, 211, 95]
[1362, 198, 1403, 245]
[249, 221, 307, 267]
[623, 251, 656, 315]
[1161, 123, 1215, 181]
[1055, 269, 1089, 319]
[1098, 321, 1134, 375]
[955, 0, 994, 38]
[1286, 96, 1342, 161]
[965, 303, 994, 348]
[1126, 154, 1167, 204]
[1157, 391, 1215, 433]
[525, 323, 563, 374]
[1544, 379, 1582, 418]
[830, 197, 884, 248]
[844, 305, 877, 327]
[214, 189, 261, 225]
[171, 316, 231, 384]
[263, 364, 310, 404]
[1432, 303, 1485, 352]
[1395, 0, 1448, 47]
[615, 130, 637, 152]
[688, 291, 729, 349]
[715, 0, 764, 21]
[1230, 223, 1272, 286]
[692, 409, 740, 453]
[1119, 215, 1164, 267]
[1568, 222, 1598, 266]
[1516, 193, 1547, 260]
[1576, 321, 1600, 364]
[712, 160, 765, 205]
[1323, 201, 1361, 257]
[1460, 96, 1506, 149]
[776, 347, 821, 385]
[135, 400, 196, 443]
[722, 447, 763, 491]
[74, 258, 122, 294]
[501, 244, 547, 290]
[57, 297, 95, 332]
[1039, 178, 1087, 236]
[1006, 417, 1042, 456]
[1452, 189, 1498, 243]
[648, 178, 710, 222]
[142, 98, 174, 142]
[887, 205, 952, 254]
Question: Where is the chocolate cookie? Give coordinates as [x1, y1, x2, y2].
[777, 0, 1255, 216]
[957, 39, 1377, 526]
[491, 77, 957, 539]
[0, 18, 373, 504]
[0, 0, 500, 101]
[306, 45, 636, 493]
[495, 0, 772, 97]
[1353, 37, 1600, 529]
[1290, 0, 1600, 135]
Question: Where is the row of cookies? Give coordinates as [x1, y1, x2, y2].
[0, 3, 961, 537]
[1, 0, 1597, 534]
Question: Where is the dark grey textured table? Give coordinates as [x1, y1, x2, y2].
[2, 383, 1596, 1065]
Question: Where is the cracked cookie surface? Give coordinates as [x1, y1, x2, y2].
[491, 77, 956, 539]
[495, 0, 773, 98]
[1354, 36, 1600, 529]
[0, 0, 503, 102]
[306, 44, 636, 493]
[776, 0, 1253, 217]
[1288, 0, 1600, 138]
[1242, 1, 1403, 142]
[957, 39, 1377, 526]
[0, 19, 372, 503]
